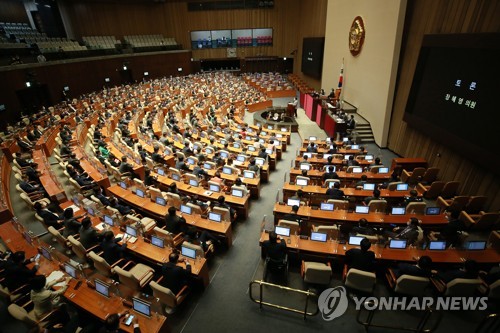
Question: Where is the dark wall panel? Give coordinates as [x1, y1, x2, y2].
[0, 0, 30, 24]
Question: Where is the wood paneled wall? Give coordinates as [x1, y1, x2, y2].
[388, 0, 500, 210]
[59, 0, 327, 87]
[0, 0, 30, 24]
[0, 51, 192, 127]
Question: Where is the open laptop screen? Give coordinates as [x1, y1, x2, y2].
[363, 183, 375, 191]
[181, 246, 197, 259]
[355, 206, 369, 214]
[465, 241, 486, 251]
[208, 212, 222, 222]
[310, 232, 327, 242]
[396, 183, 409, 191]
[132, 298, 151, 317]
[391, 207, 406, 215]
[389, 239, 407, 249]
[378, 167, 389, 174]
[426, 207, 441, 215]
[348, 236, 364, 246]
[95, 279, 110, 297]
[150, 235, 164, 248]
[64, 263, 77, 278]
[296, 178, 308, 186]
[180, 205, 192, 215]
[428, 240, 446, 250]
[320, 202, 334, 211]
[275, 226, 291, 237]
[287, 198, 300, 207]
[155, 197, 166, 206]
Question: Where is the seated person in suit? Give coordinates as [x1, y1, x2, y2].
[404, 190, 423, 206]
[62, 207, 81, 237]
[393, 256, 433, 278]
[4, 251, 39, 291]
[326, 182, 345, 200]
[346, 155, 359, 167]
[438, 210, 466, 246]
[214, 195, 237, 222]
[352, 218, 376, 236]
[323, 166, 339, 181]
[100, 231, 127, 265]
[109, 197, 134, 216]
[355, 175, 368, 188]
[119, 156, 138, 179]
[386, 217, 421, 245]
[262, 231, 287, 261]
[248, 159, 260, 173]
[193, 161, 208, 178]
[151, 145, 163, 163]
[306, 142, 317, 153]
[282, 204, 301, 223]
[34, 201, 63, 228]
[161, 252, 191, 295]
[363, 188, 382, 205]
[175, 156, 190, 172]
[164, 206, 184, 233]
[437, 259, 479, 284]
[345, 238, 375, 272]
[79, 217, 103, 249]
[19, 174, 45, 195]
[93, 186, 111, 206]
[289, 189, 306, 205]
[258, 147, 268, 160]
[233, 178, 248, 196]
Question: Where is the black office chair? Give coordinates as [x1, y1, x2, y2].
[264, 254, 289, 284]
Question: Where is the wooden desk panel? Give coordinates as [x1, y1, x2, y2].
[33, 150, 67, 203]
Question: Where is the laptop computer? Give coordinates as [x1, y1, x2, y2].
[186, 158, 195, 165]
[208, 212, 222, 223]
[389, 239, 407, 249]
[296, 178, 308, 186]
[275, 226, 291, 237]
[220, 151, 229, 159]
[222, 167, 232, 175]
[248, 146, 256, 152]
[237, 155, 246, 162]
[155, 196, 166, 206]
[119, 181, 127, 189]
[396, 183, 409, 191]
[209, 184, 220, 192]
[64, 263, 78, 278]
[323, 154, 332, 160]
[189, 179, 199, 187]
[40, 246, 52, 261]
[363, 183, 375, 191]
[232, 189, 244, 197]
[287, 198, 300, 207]
[344, 155, 352, 160]
[265, 148, 273, 155]
[135, 189, 145, 198]
[255, 159, 264, 166]
[378, 167, 389, 174]
[320, 202, 334, 211]
[95, 279, 110, 297]
[132, 298, 151, 317]
[465, 241, 486, 251]
[310, 232, 327, 242]
[351, 145, 360, 149]
[157, 168, 165, 176]
[426, 207, 441, 215]
[364, 154, 374, 161]
[355, 206, 369, 214]
[172, 173, 181, 181]
[103, 215, 114, 226]
[243, 171, 254, 179]
[309, 136, 317, 141]
[181, 245, 197, 259]
[87, 207, 95, 216]
[300, 164, 311, 171]
[180, 204, 192, 215]
[348, 236, 364, 246]
[126, 225, 137, 238]
[150, 235, 164, 248]
[302, 153, 312, 159]
[391, 207, 406, 215]
[428, 240, 447, 250]
[352, 167, 363, 173]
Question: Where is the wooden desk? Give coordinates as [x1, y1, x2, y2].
[106, 185, 233, 248]
[32, 150, 67, 203]
[289, 168, 390, 184]
[294, 156, 372, 168]
[259, 231, 500, 264]
[273, 203, 449, 227]
[154, 175, 250, 219]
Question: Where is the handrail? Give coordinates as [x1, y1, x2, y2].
[248, 280, 318, 320]
[356, 300, 441, 333]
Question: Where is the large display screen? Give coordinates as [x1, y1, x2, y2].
[190, 28, 272, 49]
[301, 37, 325, 80]
[404, 33, 500, 172]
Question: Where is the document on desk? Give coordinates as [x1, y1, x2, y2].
[66, 204, 80, 213]
[47, 270, 66, 287]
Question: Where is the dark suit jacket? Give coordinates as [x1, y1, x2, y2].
[326, 188, 345, 200]
[63, 218, 81, 237]
[38, 209, 61, 227]
[161, 262, 191, 294]
[96, 193, 111, 206]
[345, 248, 375, 272]
[165, 215, 182, 234]
[5, 261, 38, 291]
[396, 263, 431, 278]
[101, 239, 127, 264]
[79, 226, 100, 249]
[262, 239, 287, 261]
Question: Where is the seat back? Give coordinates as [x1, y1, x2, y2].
[368, 200, 387, 213]
[324, 179, 340, 188]
[231, 185, 247, 197]
[88, 251, 112, 277]
[150, 280, 178, 309]
[395, 275, 429, 296]
[48, 226, 67, 248]
[326, 199, 349, 210]
[423, 181, 445, 199]
[114, 265, 141, 291]
[369, 165, 383, 173]
[186, 203, 203, 215]
[387, 182, 404, 191]
[67, 235, 87, 260]
[445, 278, 481, 297]
[465, 196, 487, 214]
[20, 192, 34, 208]
[90, 195, 104, 209]
[148, 187, 164, 202]
[406, 202, 427, 215]
[212, 206, 231, 222]
[8, 304, 37, 327]
[278, 220, 300, 235]
[133, 178, 147, 192]
[314, 225, 339, 240]
[345, 268, 376, 294]
[153, 227, 174, 248]
[473, 212, 500, 231]
[303, 261, 332, 285]
[166, 192, 181, 209]
[401, 167, 426, 184]
[440, 181, 460, 199]
[488, 279, 500, 299]
[422, 167, 439, 183]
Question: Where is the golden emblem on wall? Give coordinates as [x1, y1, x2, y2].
[349, 16, 365, 56]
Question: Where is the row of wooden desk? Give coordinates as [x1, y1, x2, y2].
[0, 221, 167, 333]
[259, 231, 500, 264]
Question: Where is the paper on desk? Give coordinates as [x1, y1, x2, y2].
[65, 205, 80, 213]
[47, 270, 66, 287]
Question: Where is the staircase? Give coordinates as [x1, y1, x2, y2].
[354, 122, 375, 143]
